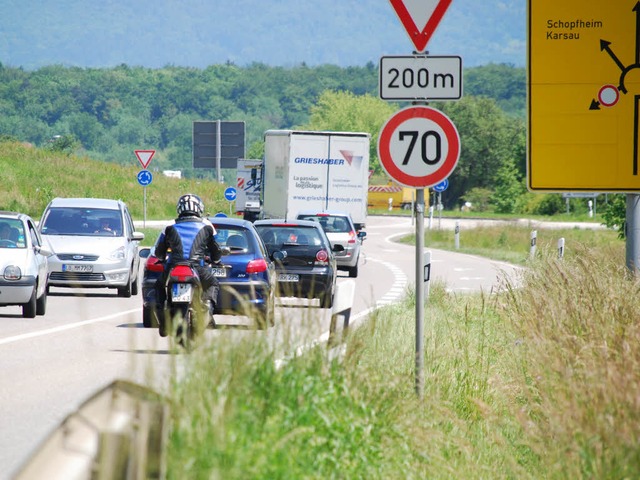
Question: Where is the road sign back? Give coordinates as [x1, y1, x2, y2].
[389, 0, 452, 52]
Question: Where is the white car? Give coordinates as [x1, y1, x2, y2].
[296, 211, 366, 278]
[38, 198, 144, 297]
[0, 211, 51, 317]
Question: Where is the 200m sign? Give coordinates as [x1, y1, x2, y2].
[377, 106, 460, 188]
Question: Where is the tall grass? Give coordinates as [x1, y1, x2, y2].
[164, 234, 640, 479]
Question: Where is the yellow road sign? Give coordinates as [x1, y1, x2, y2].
[528, 1, 640, 191]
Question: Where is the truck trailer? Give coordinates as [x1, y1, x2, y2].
[262, 130, 370, 230]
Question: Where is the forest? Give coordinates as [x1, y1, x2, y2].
[0, 61, 536, 211]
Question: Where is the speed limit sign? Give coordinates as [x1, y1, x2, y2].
[377, 106, 460, 188]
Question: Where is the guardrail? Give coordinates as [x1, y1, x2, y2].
[13, 380, 169, 480]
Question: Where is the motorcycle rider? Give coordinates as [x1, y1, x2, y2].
[155, 193, 222, 337]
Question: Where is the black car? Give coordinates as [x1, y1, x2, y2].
[140, 217, 276, 328]
[253, 219, 343, 308]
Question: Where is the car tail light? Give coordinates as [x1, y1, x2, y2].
[146, 256, 164, 273]
[246, 258, 268, 273]
[315, 250, 329, 265]
[348, 230, 357, 244]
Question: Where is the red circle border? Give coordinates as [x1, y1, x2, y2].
[377, 106, 460, 188]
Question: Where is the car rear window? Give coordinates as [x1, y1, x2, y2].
[256, 225, 323, 250]
[214, 227, 253, 253]
[297, 215, 352, 233]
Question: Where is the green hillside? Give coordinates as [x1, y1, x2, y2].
[1, 141, 227, 221]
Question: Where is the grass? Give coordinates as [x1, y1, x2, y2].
[162, 226, 640, 478]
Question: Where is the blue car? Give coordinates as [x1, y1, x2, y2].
[140, 217, 276, 329]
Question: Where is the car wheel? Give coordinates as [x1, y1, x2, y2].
[348, 259, 359, 278]
[320, 291, 333, 309]
[118, 275, 132, 298]
[36, 286, 47, 316]
[131, 274, 139, 296]
[22, 289, 37, 318]
[143, 305, 158, 328]
[256, 292, 276, 329]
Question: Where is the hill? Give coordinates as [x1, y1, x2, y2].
[1, 0, 525, 70]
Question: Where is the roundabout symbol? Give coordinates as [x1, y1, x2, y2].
[377, 106, 460, 188]
[137, 169, 153, 186]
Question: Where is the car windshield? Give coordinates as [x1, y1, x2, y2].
[41, 207, 123, 236]
[297, 215, 352, 233]
[255, 225, 323, 252]
[0, 219, 26, 248]
[214, 226, 253, 253]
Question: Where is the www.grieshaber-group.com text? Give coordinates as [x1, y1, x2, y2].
[546, 18, 603, 40]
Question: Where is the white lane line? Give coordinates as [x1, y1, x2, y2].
[0, 309, 140, 346]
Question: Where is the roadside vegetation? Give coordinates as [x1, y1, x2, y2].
[166, 228, 638, 478]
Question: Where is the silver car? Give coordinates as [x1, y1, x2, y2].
[0, 211, 51, 317]
[38, 198, 144, 297]
[296, 211, 366, 278]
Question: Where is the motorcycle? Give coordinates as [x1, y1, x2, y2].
[162, 260, 212, 350]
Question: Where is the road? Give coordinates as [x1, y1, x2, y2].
[0, 215, 522, 478]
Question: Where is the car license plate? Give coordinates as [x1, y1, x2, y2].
[212, 267, 227, 277]
[171, 283, 192, 302]
[63, 264, 93, 273]
[278, 273, 299, 282]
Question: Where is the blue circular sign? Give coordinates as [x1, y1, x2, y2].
[433, 179, 449, 192]
[214, 212, 227, 218]
[224, 187, 237, 201]
[137, 169, 153, 186]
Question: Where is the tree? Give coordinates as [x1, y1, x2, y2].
[491, 157, 525, 213]
[301, 90, 396, 175]
[439, 96, 525, 209]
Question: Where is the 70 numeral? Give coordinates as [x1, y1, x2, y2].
[399, 130, 441, 165]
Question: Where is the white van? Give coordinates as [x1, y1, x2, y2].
[38, 198, 144, 297]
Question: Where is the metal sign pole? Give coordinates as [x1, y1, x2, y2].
[626, 194, 640, 275]
[415, 188, 425, 398]
[143, 186, 147, 228]
[216, 120, 222, 183]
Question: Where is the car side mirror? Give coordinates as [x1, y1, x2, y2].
[357, 231, 367, 240]
[139, 247, 151, 258]
[36, 245, 53, 257]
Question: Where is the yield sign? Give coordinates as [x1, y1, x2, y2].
[389, 0, 452, 52]
[135, 150, 155, 169]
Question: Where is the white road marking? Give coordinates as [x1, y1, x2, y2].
[0, 309, 140, 346]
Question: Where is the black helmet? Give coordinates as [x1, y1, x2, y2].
[177, 193, 204, 217]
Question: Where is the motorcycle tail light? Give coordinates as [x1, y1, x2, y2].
[146, 256, 164, 273]
[348, 230, 357, 244]
[246, 258, 268, 273]
[170, 264, 197, 282]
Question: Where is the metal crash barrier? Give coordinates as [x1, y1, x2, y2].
[13, 380, 169, 480]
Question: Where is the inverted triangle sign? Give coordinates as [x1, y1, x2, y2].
[135, 150, 155, 169]
[389, 0, 452, 52]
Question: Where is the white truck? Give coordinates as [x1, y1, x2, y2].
[235, 158, 263, 221]
[262, 130, 370, 230]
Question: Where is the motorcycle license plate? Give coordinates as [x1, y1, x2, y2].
[171, 283, 192, 302]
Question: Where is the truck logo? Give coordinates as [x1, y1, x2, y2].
[340, 150, 363, 169]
